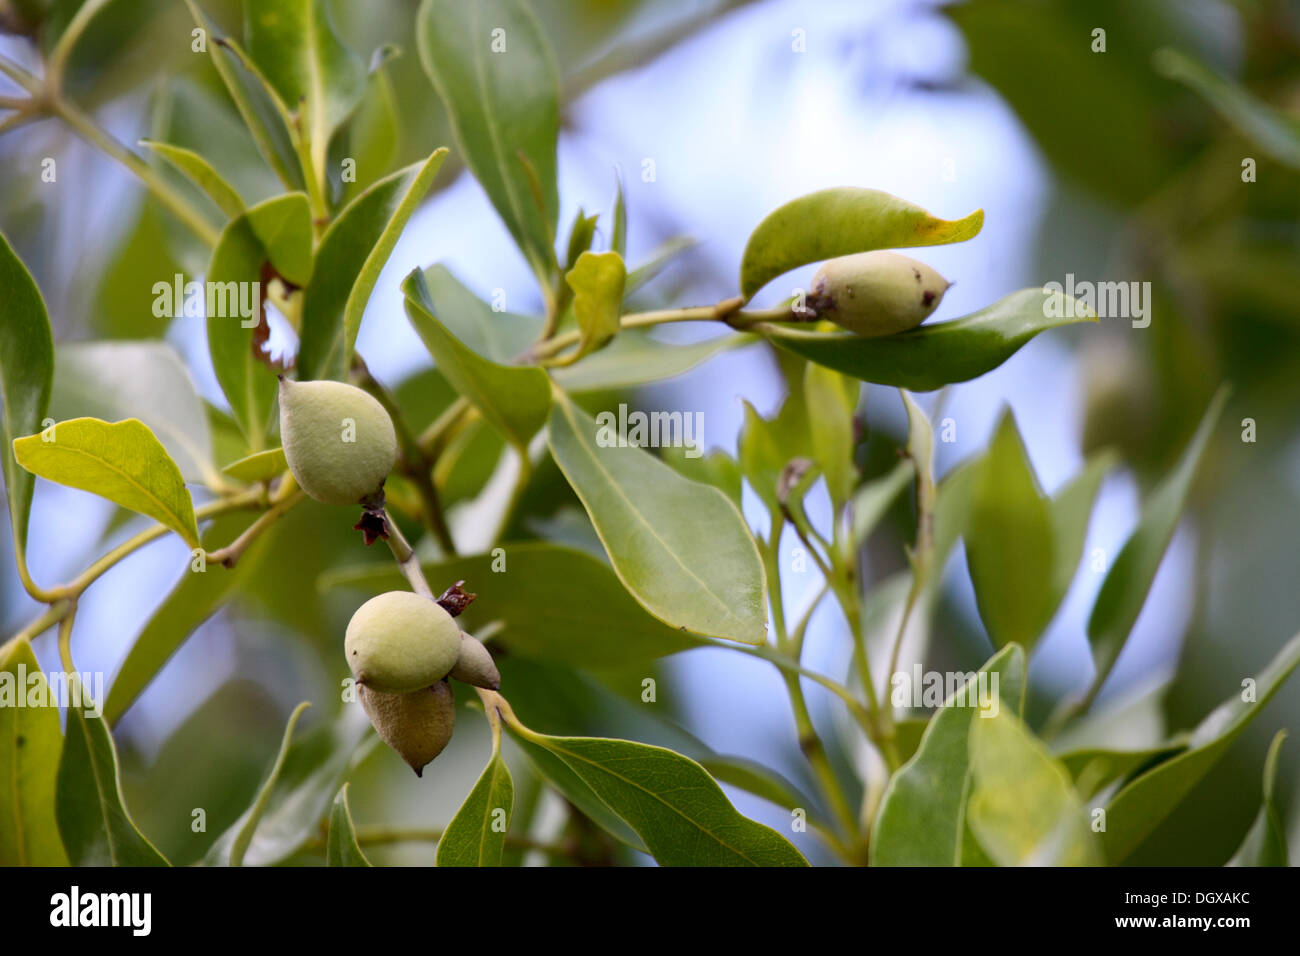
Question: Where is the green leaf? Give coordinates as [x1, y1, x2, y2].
[610, 171, 627, 257]
[406, 265, 539, 363]
[205, 703, 371, 866]
[1059, 745, 1185, 800]
[139, 138, 246, 219]
[244, 0, 366, 177]
[739, 187, 983, 299]
[515, 730, 807, 866]
[437, 744, 514, 867]
[224, 701, 310, 867]
[1103, 631, 1300, 863]
[1088, 387, 1228, 692]
[851, 459, 913, 547]
[0, 231, 54, 562]
[737, 394, 810, 521]
[185, 1, 305, 191]
[206, 193, 313, 450]
[297, 150, 448, 381]
[105, 512, 273, 726]
[803, 364, 858, 507]
[761, 287, 1097, 390]
[566, 250, 626, 359]
[699, 756, 819, 818]
[1228, 730, 1288, 867]
[547, 390, 768, 645]
[552, 331, 752, 393]
[1154, 48, 1300, 169]
[402, 268, 551, 450]
[330, 46, 400, 207]
[221, 446, 288, 483]
[52, 340, 219, 488]
[57, 676, 169, 866]
[562, 208, 599, 272]
[417, 0, 561, 281]
[965, 411, 1055, 651]
[320, 542, 701, 667]
[870, 644, 1025, 865]
[0, 638, 68, 865]
[326, 783, 371, 867]
[625, 236, 697, 299]
[13, 418, 199, 549]
[1047, 450, 1117, 612]
[966, 708, 1101, 866]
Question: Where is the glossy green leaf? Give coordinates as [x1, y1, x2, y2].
[326, 783, 371, 867]
[52, 341, 219, 487]
[205, 703, 371, 866]
[417, 0, 560, 281]
[1047, 450, 1117, 611]
[517, 730, 807, 866]
[965, 411, 1055, 651]
[13, 418, 199, 548]
[57, 676, 169, 866]
[105, 512, 273, 726]
[1103, 631, 1300, 863]
[966, 708, 1101, 866]
[139, 138, 246, 218]
[870, 644, 1025, 865]
[566, 250, 626, 359]
[1088, 387, 1228, 692]
[206, 193, 313, 450]
[297, 150, 447, 381]
[763, 287, 1097, 390]
[221, 446, 288, 483]
[320, 542, 701, 667]
[1228, 730, 1288, 867]
[803, 363, 858, 506]
[0, 638, 68, 865]
[0, 232, 54, 561]
[553, 331, 752, 393]
[739, 187, 983, 299]
[245, 0, 366, 177]
[547, 390, 768, 645]
[402, 268, 551, 450]
[1154, 48, 1300, 169]
[437, 745, 514, 867]
[185, 1, 305, 191]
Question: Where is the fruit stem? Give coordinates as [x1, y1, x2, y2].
[381, 509, 436, 600]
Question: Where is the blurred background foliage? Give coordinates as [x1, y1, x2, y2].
[2, 0, 1299, 865]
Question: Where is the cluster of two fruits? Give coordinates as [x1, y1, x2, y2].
[279, 377, 499, 775]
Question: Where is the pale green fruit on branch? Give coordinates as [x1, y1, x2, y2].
[345, 591, 462, 693]
[278, 377, 398, 505]
[358, 680, 455, 776]
[808, 250, 951, 337]
[449, 632, 501, 690]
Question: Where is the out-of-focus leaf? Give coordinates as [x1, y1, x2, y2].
[409, 265, 538, 362]
[1103, 631, 1300, 863]
[870, 644, 1025, 865]
[14, 417, 199, 548]
[610, 172, 627, 257]
[220, 447, 287, 483]
[139, 138, 246, 218]
[739, 187, 982, 299]
[436, 743, 513, 867]
[553, 331, 752, 393]
[1059, 745, 1185, 799]
[204, 703, 371, 866]
[851, 460, 913, 547]
[245, 0, 366, 177]
[566, 250, 626, 359]
[297, 150, 447, 381]
[57, 677, 169, 866]
[1047, 450, 1116, 612]
[1228, 730, 1288, 867]
[402, 268, 550, 450]
[0, 231, 54, 562]
[1154, 48, 1300, 169]
[1088, 387, 1228, 692]
[326, 783, 371, 867]
[206, 193, 313, 451]
[417, 0, 560, 281]
[737, 395, 810, 521]
[51, 341, 218, 487]
[0, 638, 68, 865]
[965, 412, 1055, 651]
[803, 364, 858, 507]
[761, 288, 1097, 390]
[660, 447, 743, 506]
[321, 542, 701, 667]
[219, 702, 310, 866]
[547, 390, 768, 645]
[330, 46, 401, 207]
[625, 236, 696, 299]
[966, 708, 1101, 866]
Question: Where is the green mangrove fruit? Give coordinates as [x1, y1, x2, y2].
[358, 680, 455, 776]
[808, 250, 951, 337]
[449, 632, 501, 690]
[278, 377, 398, 505]
[345, 591, 462, 693]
